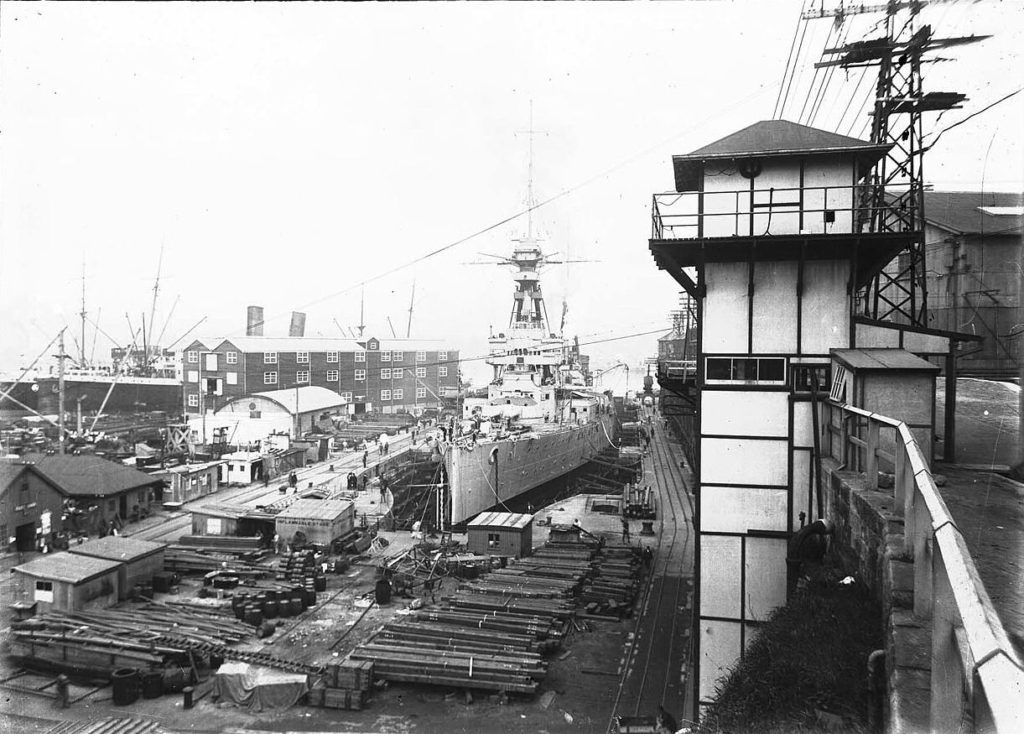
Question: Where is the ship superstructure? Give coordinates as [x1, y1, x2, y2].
[443, 235, 613, 525]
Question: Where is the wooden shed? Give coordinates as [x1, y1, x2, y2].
[69, 536, 166, 599]
[275, 499, 355, 546]
[466, 511, 533, 558]
[152, 460, 225, 504]
[12, 552, 121, 613]
[191, 503, 276, 538]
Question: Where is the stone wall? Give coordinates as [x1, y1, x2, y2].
[822, 458, 931, 734]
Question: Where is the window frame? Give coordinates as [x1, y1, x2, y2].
[380, 368, 391, 379]
[225, 351, 238, 364]
[393, 388, 404, 400]
[439, 366, 448, 377]
[326, 351, 339, 363]
[355, 351, 366, 363]
[264, 352, 278, 364]
[380, 389, 392, 401]
[354, 369, 366, 381]
[326, 370, 340, 382]
[187, 350, 199, 363]
[296, 351, 310, 364]
[380, 351, 391, 362]
[264, 371, 278, 385]
[296, 370, 310, 384]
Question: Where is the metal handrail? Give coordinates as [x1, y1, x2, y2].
[650, 183, 918, 239]
[822, 399, 1024, 733]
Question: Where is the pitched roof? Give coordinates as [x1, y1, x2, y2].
[831, 348, 940, 372]
[924, 191, 1023, 235]
[70, 536, 167, 562]
[25, 454, 164, 497]
[14, 551, 122, 584]
[276, 498, 354, 521]
[672, 120, 889, 191]
[0, 461, 66, 496]
[681, 120, 886, 159]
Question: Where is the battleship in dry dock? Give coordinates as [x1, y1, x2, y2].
[442, 240, 614, 524]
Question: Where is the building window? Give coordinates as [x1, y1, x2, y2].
[296, 370, 310, 384]
[792, 364, 831, 393]
[226, 351, 238, 364]
[380, 351, 391, 362]
[327, 351, 338, 363]
[439, 351, 448, 362]
[392, 368, 403, 379]
[487, 533, 500, 548]
[393, 388, 403, 400]
[226, 372, 238, 385]
[296, 352, 309, 364]
[416, 351, 426, 362]
[187, 370, 199, 383]
[416, 387, 426, 399]
[355, 369, 366, 381]
[355, 351, 366, 363]
[393, 351, 403, 362]
[264, 352, 277, 364]
[187, 350, 199, 363]
[264, 371, 278, 385]
[416, 367, 426, 378]
[326, 370, 339, 382]
[381, 368, 391, 379]
[380, 389, 392, 401]
[340, 391, 353, 402]
[705, 357, 786, 385]
[439, 366, 448, 377]
[188, 393, 199, 407]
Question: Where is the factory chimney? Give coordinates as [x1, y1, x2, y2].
[246, 306, 264, 336]
[289, 312, 306, 337]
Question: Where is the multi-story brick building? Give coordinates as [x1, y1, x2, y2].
[181, 335, 460, 417]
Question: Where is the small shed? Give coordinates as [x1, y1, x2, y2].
[275, 499, 355, 546]
[69, 536, 166, 599]
[153, 460, 225, 504]
[191, 503, 276, 538]
[466, 511, 533, 558]
[220, 452, 265, 486]
[830, 348, 940, 466]
[12, 552, 121, 613]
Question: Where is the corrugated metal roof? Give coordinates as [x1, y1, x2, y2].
[832, 348, 940, 372]
[232, 386, 346, 416]
[70, 536, 167, 563]
[276, 498, 354, 521]
[14, 551, 122, 584]
[924, 191, 1023, 235]
[467, 511, 533, 530]
[47, 716, 166, 734]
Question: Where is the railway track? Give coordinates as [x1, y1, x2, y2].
[608, 406, 695, 731]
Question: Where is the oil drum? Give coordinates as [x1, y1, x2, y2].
[263, 600, 279, 619]
[140, 669, 164, 699]
[111, 667, 140, 706]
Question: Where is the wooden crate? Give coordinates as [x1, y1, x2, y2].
[322, 687, 364, 710]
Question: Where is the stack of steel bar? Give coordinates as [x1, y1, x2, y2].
[579, 546, 642, 617]
[165, 547, 268, 575]
[458, 569, 578, 599]
[350, 619, 546, 694]
[177, 535, 264, 552]
[622, 484, 657, 519]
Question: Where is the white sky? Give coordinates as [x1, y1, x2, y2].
[1, 1, 1021, 388]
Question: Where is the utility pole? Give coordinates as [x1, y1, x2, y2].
[406, 280, 416, 338]
[80, 264, 88, 368]
[57, 329, 67, 455]
[358, 289, 366, 338]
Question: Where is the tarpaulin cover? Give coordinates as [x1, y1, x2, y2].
[212, 662, 308, 712]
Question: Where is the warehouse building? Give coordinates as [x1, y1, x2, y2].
[182, 319, 460, 419]
[69, 536, 167, 600]
[0, 461, 66, 552]
[12, 552, 122, 613]
[466, 512, 534, 559]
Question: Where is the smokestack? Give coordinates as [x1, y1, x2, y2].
[289, 312, 306, 337]
[246, 306, 264, 336]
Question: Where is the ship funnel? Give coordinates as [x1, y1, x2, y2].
[246, 306, 264, 336]
[289, 312, 306, 337]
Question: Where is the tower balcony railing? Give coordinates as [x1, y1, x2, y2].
[651, 183, 917, 240]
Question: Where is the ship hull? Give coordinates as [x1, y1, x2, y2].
[445, 413, 615, 524]
[35, 377, 182, 415]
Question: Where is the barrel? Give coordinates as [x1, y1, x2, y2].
[111, 667, 140, 706]
[278, 599, 294, 618]
[263, 600, 279, 619]
[314, 576, 327, 592]
[374, 578, 392, 605]
[162, 665, 190, 692]
[141, 669, 164, 699]
[290, 596, 304, 615]
[183, 685, 195, 710]
[244, 605, 263, 626]
[264, 589, 278, 602]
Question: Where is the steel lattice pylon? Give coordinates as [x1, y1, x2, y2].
[812, 2, 981, 327]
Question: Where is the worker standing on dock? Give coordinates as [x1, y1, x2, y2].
[621, 518, 631, 544]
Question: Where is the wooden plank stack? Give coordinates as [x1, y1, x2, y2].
[308, 658, 374, 710]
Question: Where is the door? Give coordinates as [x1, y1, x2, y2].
[119, 495, 128, 520]
[15, 522, 36, 551]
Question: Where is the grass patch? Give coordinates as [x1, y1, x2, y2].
[699, 561, 881, 734]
